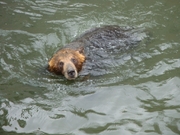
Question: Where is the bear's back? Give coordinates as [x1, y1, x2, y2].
[65, 25, 147, 77]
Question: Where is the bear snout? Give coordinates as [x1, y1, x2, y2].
[68, 69, 75, 77]
[64, 63, 78, 80]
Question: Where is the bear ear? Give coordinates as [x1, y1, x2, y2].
[77, 47, 84, 54]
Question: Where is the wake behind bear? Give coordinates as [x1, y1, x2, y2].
[48, 25, 147, 80]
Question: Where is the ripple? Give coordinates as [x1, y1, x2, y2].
[14, 9, 42, 17]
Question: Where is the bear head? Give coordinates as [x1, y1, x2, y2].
[48, 47, 85, 80]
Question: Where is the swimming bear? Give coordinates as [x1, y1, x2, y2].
[48, 25, 146, 80]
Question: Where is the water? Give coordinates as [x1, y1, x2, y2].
[0, 0, 180, 134]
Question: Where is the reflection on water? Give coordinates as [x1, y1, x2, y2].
[0, 0, 180, 135]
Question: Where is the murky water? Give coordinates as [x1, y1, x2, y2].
[0, 0, 180, 135]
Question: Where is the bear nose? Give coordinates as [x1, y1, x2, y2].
[68, 70, 75, 77]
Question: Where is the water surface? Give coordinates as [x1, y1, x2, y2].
[0, 0, 180, 135]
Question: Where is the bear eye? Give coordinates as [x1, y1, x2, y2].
[71, 58, 77, 64]
[59, 61, 64, 67]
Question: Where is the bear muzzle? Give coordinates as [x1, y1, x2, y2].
[64, 63, 78, 80]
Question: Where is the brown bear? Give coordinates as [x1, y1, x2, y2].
[48, 25, 146, 80]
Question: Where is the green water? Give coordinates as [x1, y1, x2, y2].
[0, 0, 180, 135]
